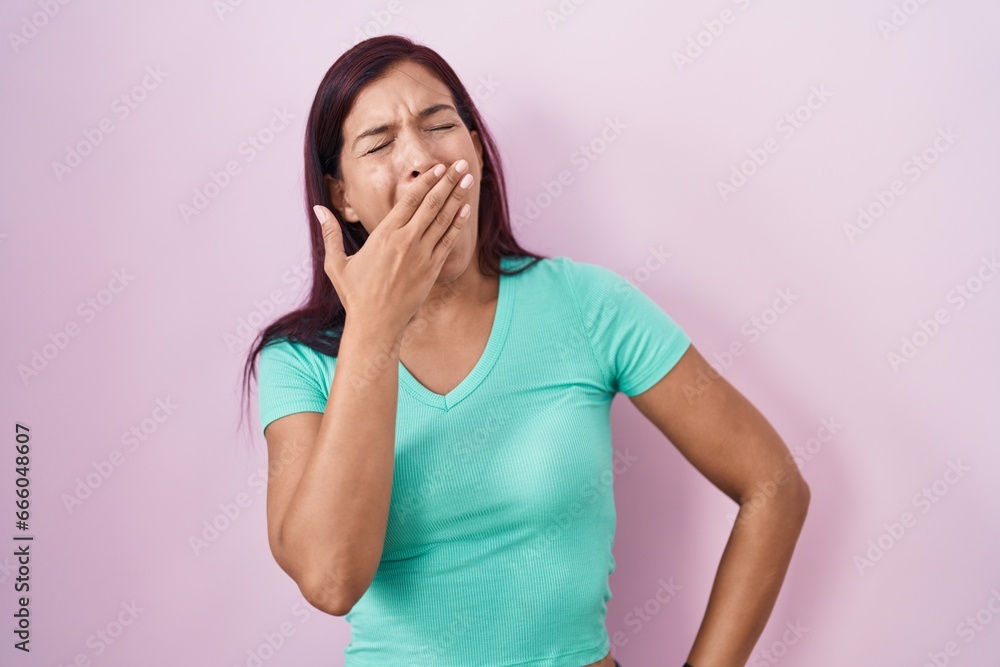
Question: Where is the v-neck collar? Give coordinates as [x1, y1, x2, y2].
[398, 257, 518, 411]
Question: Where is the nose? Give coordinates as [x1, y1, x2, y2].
[398, 126, 438, 182]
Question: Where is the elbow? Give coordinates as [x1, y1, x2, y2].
[301, 572, 358, 617]
[785, 475, 811, 522]
[270, 531, 360, 617]
[793, 474, 811, 507]
[798, 478, 811, 507]
[737, 470, 810, 522]
[779, 460, 811, 509]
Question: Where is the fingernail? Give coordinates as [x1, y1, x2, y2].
[455, 159, 469, 173]
[313, 205, 328, 225]
[433, 164, 445, 177]
[460, 173, 474, 189]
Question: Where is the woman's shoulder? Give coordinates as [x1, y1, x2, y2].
[259, 334, 338, 374]
[501, 255, 634, 315]
[500, 254, 615, 279]
[502, 255, 627, 289]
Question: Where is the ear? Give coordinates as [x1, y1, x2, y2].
[324, 173, 361, 223]
[471, 130, 484, 172]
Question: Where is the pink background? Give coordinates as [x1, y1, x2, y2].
[3, 1, 999, 665]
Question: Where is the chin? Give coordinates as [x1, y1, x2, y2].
[437, 245, 474, 281]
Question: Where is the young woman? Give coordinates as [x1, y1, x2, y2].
[241, 34, 809, 667]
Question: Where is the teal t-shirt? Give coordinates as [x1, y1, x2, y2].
[257, 255, 692, 666]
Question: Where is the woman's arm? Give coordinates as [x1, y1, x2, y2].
[264, 318, 403, 616]
[628, 344, 811, 667]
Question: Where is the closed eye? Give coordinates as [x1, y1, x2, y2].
[366, 124, 457, 155]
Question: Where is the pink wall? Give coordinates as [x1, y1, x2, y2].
[2, 1, 999, 665]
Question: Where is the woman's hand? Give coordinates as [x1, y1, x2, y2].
[313, 159, 474, 337]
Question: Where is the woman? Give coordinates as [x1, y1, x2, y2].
[241, 34, 809, 667]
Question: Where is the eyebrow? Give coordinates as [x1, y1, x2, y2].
[351, 104, 458, 151]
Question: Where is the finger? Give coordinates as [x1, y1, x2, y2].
[407, 159, 471, 239]
[381, 161, 449, 231]
[420, 165, 474, 247]
[429, 201, 470, 267]
[314, 204, 345, 275]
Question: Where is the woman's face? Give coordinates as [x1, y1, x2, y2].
[327, 60, 484, 280]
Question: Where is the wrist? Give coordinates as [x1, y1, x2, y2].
[342, 316, 404, 350]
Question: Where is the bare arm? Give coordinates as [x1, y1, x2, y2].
[628, 344, 811, 666]
[261, 158, 475, 616]
[264, 320, 402, 616]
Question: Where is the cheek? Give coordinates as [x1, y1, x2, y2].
[354, 170, 397, 221]
[372, 170, 397, 201]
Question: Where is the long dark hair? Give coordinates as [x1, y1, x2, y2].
[237, 34, 546, 447]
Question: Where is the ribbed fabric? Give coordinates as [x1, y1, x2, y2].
[257, 255, 691, 666]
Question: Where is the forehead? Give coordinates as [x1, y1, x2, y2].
[345, 61, 454, 130]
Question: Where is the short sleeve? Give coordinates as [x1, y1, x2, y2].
[257, 337, 331, 435]
[563, 258, 692, 397]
